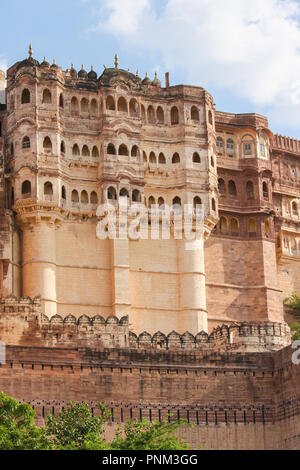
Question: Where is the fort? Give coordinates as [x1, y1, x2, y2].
[0, 47, 300, 449]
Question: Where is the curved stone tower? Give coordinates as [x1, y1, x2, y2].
[3, 51, 218, 334]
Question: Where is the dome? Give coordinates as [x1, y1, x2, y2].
[152, 72, 161, 87]
[51, 59, 59, 69]
[40, 57, 50, 68]
[78, 65, 87, 79]
[88, 65, 97, 80]
[142, 72, 151, 85]
[69, 64, 77, 79]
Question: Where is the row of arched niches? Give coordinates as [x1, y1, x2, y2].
[15, 87, 214, 126]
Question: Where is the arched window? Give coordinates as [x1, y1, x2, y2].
[248, 218, 256, 236]
[228, 180, 237, 196]
[92, 146, 99, 158]
[120, 188, 129, 198]
[148, 196, 155, 208]
[90, 99, 98, 115]
[218, 178, 226, 195]
[106, 96, 115, 111]
[231, 218, 239, 235]
[119, 144, 129, 156]
[60, 141, 65, 154]
[81, 98, 89, 113]
[172, 153, 180, 164]
[208, 110, 213, 125]
[212, 198, 216, 211]
[22, 136, 30, 149]
[172, 196, 181, 207]
[191, 106, 199, 121]
[292, 201, 299, 217]
[81, 190, 88, 204]
[157, 107, 164, 124]
[147, 106, 155, 123]
[158, 197, 165, 208]
[131, 145, 140, 158]
[21, 88, 30, 104]
[71, 189, 79, 203]
[141, 105, 146, 121]
[263, 182, 268, 199]
[72, 144, 80, 156]
[132, 189, 141, 202]
[71, 97, 79, 112]
[107, 143, 116, 155]
[193, 152, 200, 163]
[90, 191, 98, 204]
[61, 186, 66, 200]
[59, 94, 64, 108]
[220, 216, 228, 234]
[129, 99, 138, 117]
[158, 153, 166, 164]
[171, 106, 179, 125]
[43, 136, 52, 150]
[42, 89, 52, 104]
[44, 181, 53, 195]
[107, 187, 117, 200]
[82, 145, 90, 157]
[246, 181, 254, 199]
[242, 135, 254, 156]
[193, 196, 202, 209]
[216, 137, 224, 152]
[211, 156, 215, 167]
[149, 152, 156, 164]
[226, 139, 234, 156]
[22, 180, 31, 195]
[117, 97, 127, 113]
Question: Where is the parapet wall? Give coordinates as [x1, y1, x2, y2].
[0, 296, 291, 352]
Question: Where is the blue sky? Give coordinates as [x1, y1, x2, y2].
[1, 0, 300, 137]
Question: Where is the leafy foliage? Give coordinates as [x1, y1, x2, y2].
[284, 293, 300, 312]
[291, 323, 300, 341]
[0, 392, 190, 450]
[0, 392, 51, 450]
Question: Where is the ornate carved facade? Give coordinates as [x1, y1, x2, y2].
[1, 49, 300, 450]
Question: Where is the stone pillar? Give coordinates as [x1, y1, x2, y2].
[19, 216, 57, 317]
[178, 238, 207, 335]
[110, 238, 131, 318]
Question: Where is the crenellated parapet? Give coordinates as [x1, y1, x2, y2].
[0, 296, 290, 352]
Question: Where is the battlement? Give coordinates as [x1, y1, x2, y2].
[0, 296, 290, 352]
[273, 134, 300, 155]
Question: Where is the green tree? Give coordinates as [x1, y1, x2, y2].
[46, 401, 110, 449]
[0, 393, 191, 450]
[284, 293, 300, 312]
[109, 418, 190, 450]
[290, 323, 300, 341]
[0, 392, 51, 450]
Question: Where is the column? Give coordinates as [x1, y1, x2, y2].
[19, 216, 57, 317]
[178, 238, 208, 335]
[110, 238, 131, 318]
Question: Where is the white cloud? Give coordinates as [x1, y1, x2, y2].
[93, 0, 300, 133]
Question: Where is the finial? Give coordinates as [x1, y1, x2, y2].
[81, 64, 84, 70]
[53, 59, 56, 65]
[155, 71, 158, 79]
[91, 65, 94, 71]
[28, 44, 33, 57]
[115, 54, 119, 69]
[145, 72, 148, 77]
[136, 70, 139, 77]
